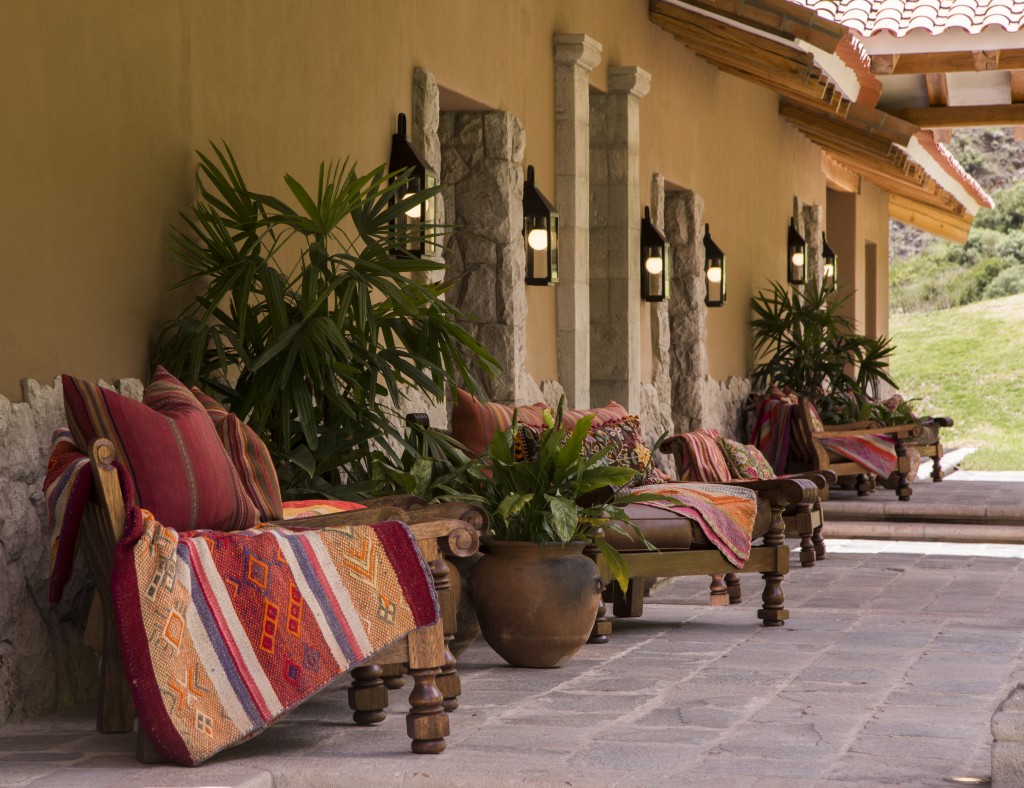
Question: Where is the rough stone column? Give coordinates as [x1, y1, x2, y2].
[640, 174, 674, 471]
[553, 34, 601, 409]
[404, 67, 449, 427]
[441, 111, 539, 404]
[589, 65, 650, 412]
[664, 189, 709, 433]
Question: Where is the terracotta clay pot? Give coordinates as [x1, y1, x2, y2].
[471, 540, 604, 668]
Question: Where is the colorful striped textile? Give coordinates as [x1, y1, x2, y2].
[819, 434, 897, 477]
[281, 499, 368, 518]
[113, 502, 439, 766]
[191, 388, 284, 521]
[672, 428, 732, 482]
[632, 482, 758, 568]
[751, 397, 795, 474]
[44, 428, 95, 603]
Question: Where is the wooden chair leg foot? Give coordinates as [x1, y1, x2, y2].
[588, 596, 611, 644]
[436, 647, 460, 713]
[407, 667, 448, 754]
[380, 662, 407, 690]
[348, 664, 388, 726]
[813, 524, 826, 560]
[757, 571, 789, 627]
[856, 473, 873, 496]
[725, 573, 742, 604]
[709, 574, 729, 606]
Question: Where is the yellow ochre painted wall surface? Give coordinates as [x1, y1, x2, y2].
[0, 0, 887, 401]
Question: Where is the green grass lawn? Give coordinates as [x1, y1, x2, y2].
[889, 292, 1024, 470]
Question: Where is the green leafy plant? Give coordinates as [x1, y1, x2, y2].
[750, 279, 898, 423]
[450, 401, 662, 592]
[155, 142, 498, 498]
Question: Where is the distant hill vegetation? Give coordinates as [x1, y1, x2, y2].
[889, 128, 1024, 313]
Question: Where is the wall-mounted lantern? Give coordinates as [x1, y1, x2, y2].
[389, 112, 437, 257]
[523, 165, 559, 286]
[703, 223, 726, 307]
[822, 233, 838, 293]
[787, 217, 807, 285]
[641, 207, 670, 302]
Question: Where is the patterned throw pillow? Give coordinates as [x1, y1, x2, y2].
[717, 437, 776, 480]
[62, 368, 260, 533]
[191, 388, 284, 521]
[674, 428, 732, 483]
[513, 416, 662, 488]
[805, 400, 826, 433]
[450, 388, 630, 457]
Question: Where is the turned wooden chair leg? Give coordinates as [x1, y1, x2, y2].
[793, 502, 816, 567]
[725, 573, 742, 604]
[406, 666, 448, 754]
[931, 445, 944, 482]
[348, 663, 388, 725]
[757, 501, 790, 628]
[588, 594, 612, 643]
[894, 438, 913, 501]
[813, 523, 826, 560]
[380, 663, 407, 690]
[430, 557, 460, 712]
[856, 473, 873, 496]
[709, 574, 729, 606]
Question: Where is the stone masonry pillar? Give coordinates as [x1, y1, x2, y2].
[589, 65, 651, 412]
[801, 200, 823, 288]
[664, 189, 708, 433]
[553, 34, 602, 409]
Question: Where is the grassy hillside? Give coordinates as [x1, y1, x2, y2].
[888, 293, 1024, 470]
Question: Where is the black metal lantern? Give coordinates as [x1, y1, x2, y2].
[787, 218, 807, 285]
[703, 223, 726, 307]
[821, 232, 838, 293]
[640, 207, 670, 302]
[523, 165, 559, 286]
[389, 112, 438, 257]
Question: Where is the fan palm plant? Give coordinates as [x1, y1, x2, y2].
[750, 280, 898, 423]
[155, 143, 497, 497]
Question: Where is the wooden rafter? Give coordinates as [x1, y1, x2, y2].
[1012, 70, 1024, 142]
[871, 48, 1024, 75]
[890, 194, 972, 244]
[925, 74, 952, 144]
[887, 103, 1024, 128]
[675, 0, 846, 53]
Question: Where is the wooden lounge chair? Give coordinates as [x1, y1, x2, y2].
[589, 475, 821, 641]
[80, 438, 482, 762]
[659, 434, 836, 568]
[787, 397, 923, 501]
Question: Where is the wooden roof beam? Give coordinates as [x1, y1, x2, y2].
[890, 194, 972, 244]
[871, 48, 1024, 75]
[925, 74, 952, 144]
[887, 103, 1024, 128]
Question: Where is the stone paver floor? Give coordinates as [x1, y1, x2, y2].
[2, 538, 1021, 787]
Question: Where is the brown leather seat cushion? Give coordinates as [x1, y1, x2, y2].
[602, 498, 772, 552]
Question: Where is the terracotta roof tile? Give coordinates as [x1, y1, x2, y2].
[794, 0, 1024, 37]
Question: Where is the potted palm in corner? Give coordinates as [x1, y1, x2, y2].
[463, 402, 657, 668]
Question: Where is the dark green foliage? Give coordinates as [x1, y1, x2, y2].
[750, 280, 897, 423]
[155, 143, 499, 499]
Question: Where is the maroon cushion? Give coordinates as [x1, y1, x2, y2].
[191, 388, 284, 521]
[62, 368, 260, 532]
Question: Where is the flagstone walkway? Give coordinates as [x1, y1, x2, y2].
[1, 536, 1020, 786]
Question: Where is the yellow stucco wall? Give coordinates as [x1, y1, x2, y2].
[1, 0, 883, 400]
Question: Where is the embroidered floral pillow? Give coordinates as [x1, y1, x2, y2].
[717, 437, 775, 480]
[513, 415, 661, 487]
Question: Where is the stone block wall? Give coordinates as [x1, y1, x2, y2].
[0, 376, 142, 728]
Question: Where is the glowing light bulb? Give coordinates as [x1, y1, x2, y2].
[645, 255, 663, 275]
[527, 228, 548, 251]
[824, 262, 835, 278]
[706, 266, 722, 284]
[791, 251, 805, 267]
[404, 193, 422, 219]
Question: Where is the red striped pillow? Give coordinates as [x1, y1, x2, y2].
[62, 368, 260, 532]
[674, 428, 732, 483]
[191, 388, 284, 522]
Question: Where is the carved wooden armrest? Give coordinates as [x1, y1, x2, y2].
[370, 494, 430, 510]
[725, 477, 818, 508]
[811, 423, 923, 441]
[933, 416, 954, 428]
[264, 506, 410, 529]
[823, 420, 879, 431]
[402, 501, 489, 541]
[778, 469, 837, 489]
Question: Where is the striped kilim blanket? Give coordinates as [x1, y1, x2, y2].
[751, 398, 794, 474]
[632, 482, 759, 568]
[45, 431, 440, 766]
[819, 433, 897, 477]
